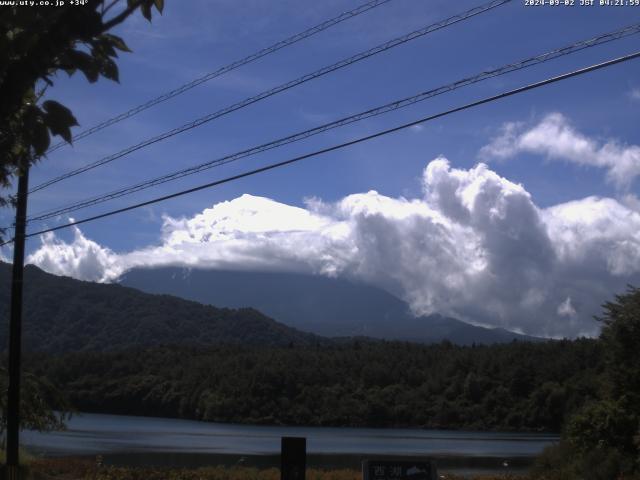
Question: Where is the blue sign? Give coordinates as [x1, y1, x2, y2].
[362, 460, 436, 480]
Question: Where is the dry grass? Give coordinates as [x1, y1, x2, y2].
[26, 458, 544, 480]
[29, 458, 362, 480]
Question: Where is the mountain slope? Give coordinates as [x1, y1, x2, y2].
[0, 263, 320, 353]
[119, 267, 539, 344]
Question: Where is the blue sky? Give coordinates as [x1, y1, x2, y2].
[4, 0, 640, 337]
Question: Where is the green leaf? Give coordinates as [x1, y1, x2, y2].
[100, 58, 119, 83]
[42, 100, 76, 124]
[42, 100, 78, 144]
[91, 37, 116, 57]
[154, 0, 164, 13]
[68, 50, 100, 83]
[104, 34, 131, 53]
[140, 2, 152, 21]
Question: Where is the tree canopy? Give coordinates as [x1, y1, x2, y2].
[0, 0, 164, 433]
[0, 366, 71, 434]
[0, 0, 163, 236]
[27, 338, 603, 433]
[535, 286, 640, 479]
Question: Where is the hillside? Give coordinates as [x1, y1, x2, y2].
[0, 263, 320, 353]
[120, 267, 540, 344]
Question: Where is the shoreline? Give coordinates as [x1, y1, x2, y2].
[22, 411, 556, 477]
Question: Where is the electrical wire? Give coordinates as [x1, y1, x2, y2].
[44, 0, 395, 154]
[30, 0, 512, 193]
[26, 22, 640, 223]
[2, 49, 636, 248]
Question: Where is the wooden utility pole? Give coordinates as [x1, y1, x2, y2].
[5, 165, 29, 479]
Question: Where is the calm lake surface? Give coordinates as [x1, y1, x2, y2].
[22, 413, 559, 473]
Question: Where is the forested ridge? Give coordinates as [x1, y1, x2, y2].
[27, 338, 601, 432]
[0, 263, 320, 352]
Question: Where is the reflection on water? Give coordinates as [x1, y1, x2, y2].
[22, 412, 558, 474]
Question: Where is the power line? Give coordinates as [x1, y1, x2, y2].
[44, 0, 394, 155]
[2, 49, 637, 248]
[30, 0, 512, 194]
[26, 23, 640, 223]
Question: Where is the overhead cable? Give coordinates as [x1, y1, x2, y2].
[27, 22, 640, 223]
[2, 49, 636, 248]
[30, 0, 511, 193]
[44, 0, 395, 154]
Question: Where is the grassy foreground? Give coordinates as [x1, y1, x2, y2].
[24, 458, 543, 480]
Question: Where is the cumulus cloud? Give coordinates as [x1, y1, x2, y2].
[125, 194, 353, 277]
[621, 193, 640, 213]
[26, 227, 120, 282]
[26, 159, 640, 338]
[480, 113, 640, 189]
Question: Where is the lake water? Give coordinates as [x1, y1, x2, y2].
[22, 412, 559, 474]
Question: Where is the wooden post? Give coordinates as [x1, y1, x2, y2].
[5, 165, 29, 479]
[281, 436, 306, 480]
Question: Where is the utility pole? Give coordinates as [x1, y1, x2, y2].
[5, 164, 29, 480]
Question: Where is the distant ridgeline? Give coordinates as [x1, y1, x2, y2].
[27, 340, 602, 433]
[119, 266, 542, 345]
[0, 262, 320, 353]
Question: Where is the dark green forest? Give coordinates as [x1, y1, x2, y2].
[27, 338, 602, 433]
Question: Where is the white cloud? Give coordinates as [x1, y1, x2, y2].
[557, 297, 576, 318]
[480, 113, 640, 189]
[631, 88, 640, 101]
[621, 193, 640, 213]
[26, 227, 120, 282]
[125, 194, 352, 277]
[26, 158, 640, 339]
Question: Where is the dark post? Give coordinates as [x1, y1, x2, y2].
[5, 165, 29, 478]
[281, 436, 306, 480]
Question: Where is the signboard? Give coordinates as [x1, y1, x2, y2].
[362, 460, 437, 480]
